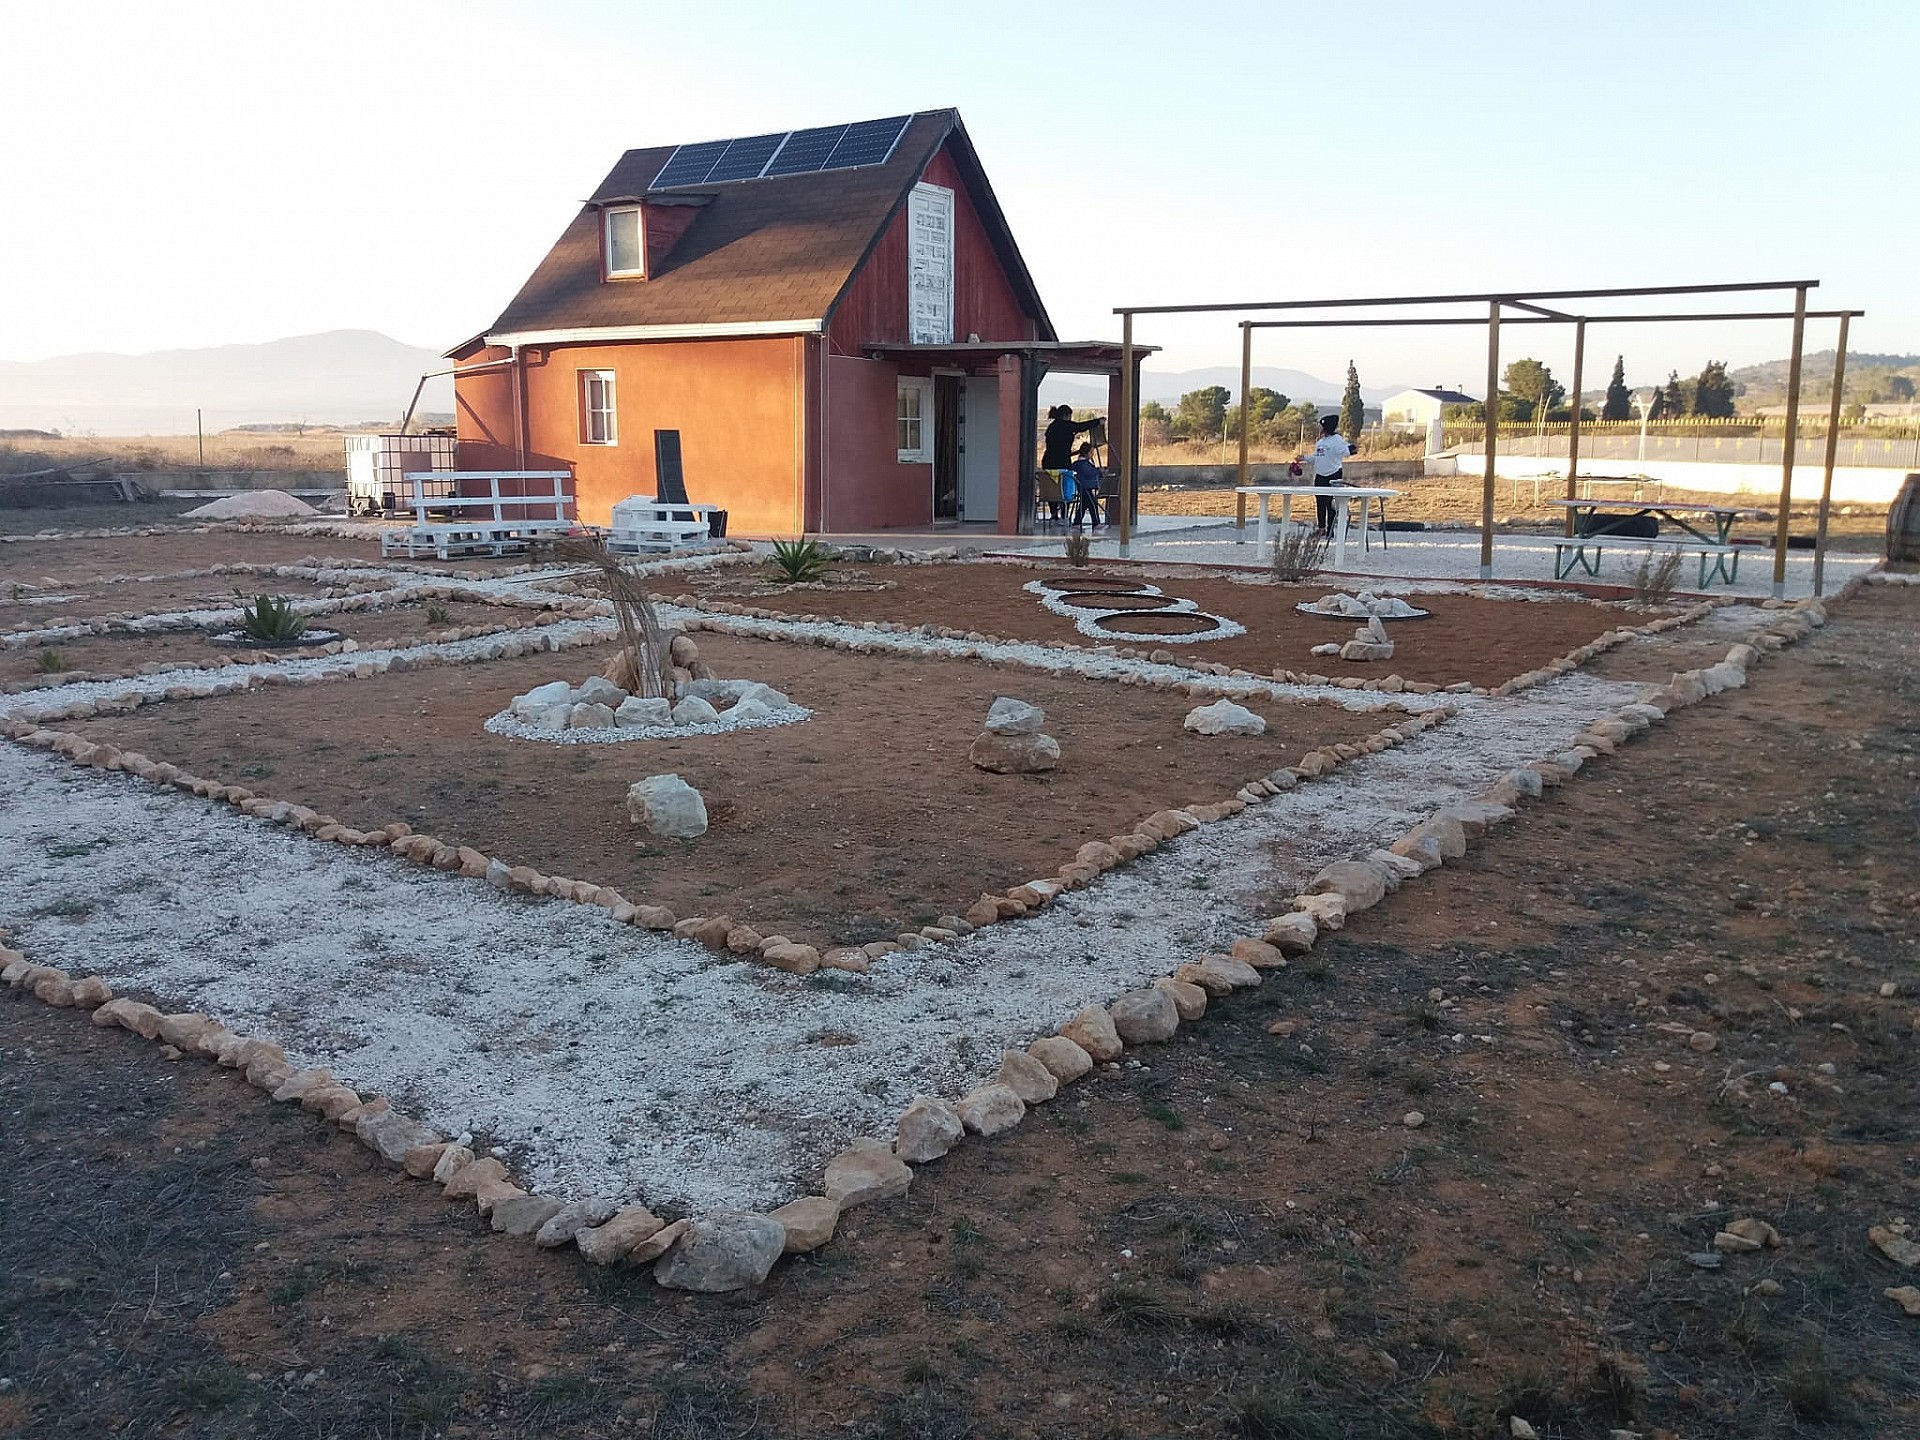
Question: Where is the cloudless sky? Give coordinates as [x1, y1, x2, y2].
[1, 0, 1910, 391]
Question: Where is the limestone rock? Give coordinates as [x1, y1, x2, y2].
[956, 1082, 1026, 1136]
[68, 975, 113, 1008]
[431, 1144, 475, 1184]
[769, 1196, 840, 1253]
[615, 696, 673, 728]
[671, 695, 722, 725]
[568, 701, 617, 729]
[652, 1211, 787, 1291]
[895, 1095, 965, 1163]
[985, 697, 1046, 735]
[1870, 1225, 1920, 1268]
[576, 1205, 666, 1264]
[1176, 954, 1262, 995]
[630, 1218, 690, 1265]
[1058, 1005, 1123, 1062]
[1027, 1035, 1094, 1083]
[1230, 937, 1288, 969]
[996, 1049, 1059, 1105]
[535, 1198, 620, 1248]
[1309, 860, 1388, 911]
[1292, 892, 1348, 930]
[969, 731, 1060, 774]
[1183, 699, 1266, 736]
[1153, 977, 1208, 1021]
[512, 680, 572, 717]
[627, 773, 709, 839]
[574, 675, 628, 708]
[1108, 986, 1179, 1044]
[440, 1157, 509, 1200]
[491, 1195, 566, 1237]
[357, 1111, 442, 1166]
[823, 1138, 913, 1207]
[761, 942, 821, 975]
[1264, 912, 1319, 954]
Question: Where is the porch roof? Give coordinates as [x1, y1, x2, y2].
[859, 340, 1157, 374]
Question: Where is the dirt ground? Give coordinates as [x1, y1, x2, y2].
[61, 633, 1391, 947]
[1, 599, 538, 689]
[659, 561, 1632, 689]
[3, 584, 1914, 1439]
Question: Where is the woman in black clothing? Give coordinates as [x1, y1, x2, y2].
[1041, 404, 1097, 471]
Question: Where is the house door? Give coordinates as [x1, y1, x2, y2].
[959, 377, 999, 523]
[932, 374, 961, 521]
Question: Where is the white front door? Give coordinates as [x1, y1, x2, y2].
[960, 378, 999, 523]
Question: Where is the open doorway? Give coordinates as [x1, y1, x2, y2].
[932, 374, 961, 521]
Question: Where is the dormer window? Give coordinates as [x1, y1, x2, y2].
[604, 206, 644, 279]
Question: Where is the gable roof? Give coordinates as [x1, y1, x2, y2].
[474, 109, 1052, 347]
[1391, 387, 1479, 405]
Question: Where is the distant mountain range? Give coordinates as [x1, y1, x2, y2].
[0, 331, 454, 436]
[1040, 365, 1407, 411]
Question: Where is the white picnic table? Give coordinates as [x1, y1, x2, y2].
[1546, 497, 1767, 586]
[1234, 485, 1401, 568]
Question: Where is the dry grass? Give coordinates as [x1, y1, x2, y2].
[1, 433, 349, 475]
[1138, 474, 1894, 551]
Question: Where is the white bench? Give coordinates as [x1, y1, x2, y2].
[1552, 536, 1747, 588]
[607, 497, 720, 554]
[381, 471, 581, 559]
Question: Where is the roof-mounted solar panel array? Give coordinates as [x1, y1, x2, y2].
[650, 115, 912, 189]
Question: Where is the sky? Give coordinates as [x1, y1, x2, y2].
[1, 0, 1912, 393]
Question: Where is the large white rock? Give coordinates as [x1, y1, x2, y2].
[1184, 699, 1266, 736]
[575, 675, 629, 708]
[615, 696, 673, 728]
[512, 680, 573, 717]
[568, 702, 617, 729]
[671, 695, 722, 725]
[969, 732, 1060, 773]
[727, 696, 775, 723]
[627, 774, 709, 839]
[985, 697, 1045, 735]
[894, 1095, 965, 1163]
[736, 682, 791, 710]
[651, 1210, 786, 1292]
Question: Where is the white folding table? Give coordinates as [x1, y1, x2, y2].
[1233, 485, 1401, 568]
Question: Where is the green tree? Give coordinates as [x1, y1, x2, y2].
[1291, 400, 1322, 443]
[1691, 360, 1736, 418]
[1338, 362, 1364, 444]
[1138, 399, 1172, 447]
[1172, 386, 1229, 442]
[1890, 376, 1916, 403]
[1139, 399, 1170, 424]
[1225, 386, 1290, 443]
[1502, 358, 1565, 415]
[1602, 356, 1632, 421]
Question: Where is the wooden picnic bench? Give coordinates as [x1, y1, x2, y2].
[1547, 497, 1766, 588]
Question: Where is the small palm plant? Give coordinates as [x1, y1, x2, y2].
[34, 647, 69, 674]
[768, 537, 830, 584]
[239, 594, 308, 644]
[426, 603, 453, 626]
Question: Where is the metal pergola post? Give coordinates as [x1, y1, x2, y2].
[1813, 311, 1853, 597]
[1773, 285, 1809, 598]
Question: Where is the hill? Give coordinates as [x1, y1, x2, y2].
[0, 331, 454, 436]
[1040, 365, 1405, 412]
[1731, 350, 1920, 408]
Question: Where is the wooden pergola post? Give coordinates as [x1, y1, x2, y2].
[1563, 317, 1586, 536]
[1235, 322, 1252, 541]
[1118, 311, 1135, 557]
[1480, 300, 1501, 580]
[1812, 310, 1852, 596]
[1772, 285, 1808, 598]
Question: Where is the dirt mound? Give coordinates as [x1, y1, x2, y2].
[179, 490, 319, 520]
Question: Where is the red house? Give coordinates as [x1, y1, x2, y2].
[448, 109, 1140, 536]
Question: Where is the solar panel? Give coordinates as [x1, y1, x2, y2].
[705, 132, 786, 183]
[648, 116, 915, 189]
[823, 115, 911, 171]
[763, 125, 848, 176]
[651, 139, 730, 188]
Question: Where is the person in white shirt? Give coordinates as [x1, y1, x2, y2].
[1300, 414, 1353, 533]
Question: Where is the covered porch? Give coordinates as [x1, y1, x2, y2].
[861, 339, 1154, 536]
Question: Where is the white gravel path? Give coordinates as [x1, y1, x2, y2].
[0, 657, 1648, 1214]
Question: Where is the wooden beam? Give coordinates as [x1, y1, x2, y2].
[1772, 286, 1808, 597]
[1813, 311, 1852, 596]
[1118, 311, 1135, 556]
[1236, 323, 1251, 538]
[1480, 301, 1500, 579]
[1564, 318, 1586, 536]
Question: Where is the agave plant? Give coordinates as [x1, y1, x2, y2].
[239, 594, 308, 644]
[767, 537, 830, 585]
[1063, 531, 1092, 568]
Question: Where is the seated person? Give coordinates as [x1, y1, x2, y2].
[1068, 442, 1104, 528]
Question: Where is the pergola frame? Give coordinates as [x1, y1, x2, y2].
[1115, 282, 1863, 596]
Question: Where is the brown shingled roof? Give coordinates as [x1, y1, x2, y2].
[478, 109, 1049, 340]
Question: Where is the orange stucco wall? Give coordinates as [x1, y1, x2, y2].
[822, 353, 931, 531]
[455, 336, 809, 533]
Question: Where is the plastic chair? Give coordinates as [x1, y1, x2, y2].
[1034, 469, 1065, 529]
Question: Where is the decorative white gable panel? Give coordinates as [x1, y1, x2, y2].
[907, 182, 955, 345]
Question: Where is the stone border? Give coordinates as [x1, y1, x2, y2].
[1024, 577, 1247, 644]
[0, 696, 1453, 978]
[481, 701, 814, 745]
[0, 582, 1864, 1291]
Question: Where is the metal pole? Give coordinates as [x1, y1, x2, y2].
[1772, 285, 1807, 597]
[1480, 300, 1500, 579]
[1812, 311, 1851, 596]
[1564, 318, 1585, 536]
[196, 409, 204, 469]
[1119, 312, 1134, 557]
[1235, 322, 1251, 541]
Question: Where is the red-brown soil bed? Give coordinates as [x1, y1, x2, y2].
[2, 528, 536, 588]
[65, 633, 1392, 946]
[1034, 572, 1154, 592]
[0, 599, 517, 689]
[1, 574, 359, 630]
[1056, 590, 1177, 611]
[659, 561, 1635, 688]
[1089, 611, 1230, 637]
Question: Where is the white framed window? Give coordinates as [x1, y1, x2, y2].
[896, 380, 932, 462]
[580, 370, 617, 445]
[604, 207, 644, 278]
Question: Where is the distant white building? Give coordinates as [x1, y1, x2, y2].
[1383, 386, 1479, 430]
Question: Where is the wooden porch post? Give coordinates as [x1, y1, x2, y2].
[1563, 317, 1585, 536]
[1772, 285, 1808, 598]
[1119, 312, 1135, 557]
[1236, 322, 1251, 540]
[1812, 310, 1851, 597]
[1480, 301, 1500, 580]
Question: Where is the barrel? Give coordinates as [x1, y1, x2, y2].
[1890, 473, 1920, 563]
